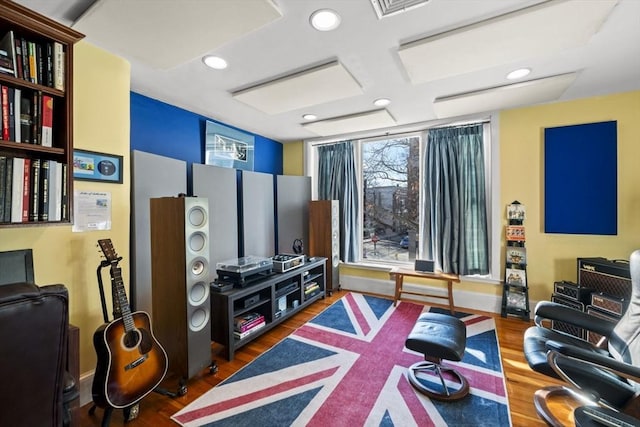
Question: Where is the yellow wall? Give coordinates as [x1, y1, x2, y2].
[0, 42, 131, 374]
[500, 90, 640, 301]
[283, 141, 304, 175]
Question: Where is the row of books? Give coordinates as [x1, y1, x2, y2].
[0, 30, 65, 90]
[1, 84, 53, 145]
[233, 312, 266, 340]
[304, 281, 321, 299]
[0, 156, 67, 223]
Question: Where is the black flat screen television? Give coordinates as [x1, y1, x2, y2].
[0, 249, 34, 285]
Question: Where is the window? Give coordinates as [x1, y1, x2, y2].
[306, 119, 498, 279]
[362, 135, 420, 264]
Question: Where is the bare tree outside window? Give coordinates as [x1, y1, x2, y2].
[362, 135, 420, 263]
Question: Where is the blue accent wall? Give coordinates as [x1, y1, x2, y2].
[130, 92, 283, 192]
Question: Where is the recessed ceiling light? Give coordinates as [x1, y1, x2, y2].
[310, 9, 341, 31]
[203, 55, 228, 70]
[303, 114, 317, 120]
[506, 68, 531, 80]
[373, 98, 391, 107]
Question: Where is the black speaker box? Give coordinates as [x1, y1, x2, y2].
[150, 196, 212, 381]
[590, 292, 627, 316]
[586, 305, 620, 345]
[553, 281, 593, 305]
[577, 257, 631, 301]
[551, 294, 585, 340]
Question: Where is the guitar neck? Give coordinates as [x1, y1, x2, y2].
[110, 264, 134, 331]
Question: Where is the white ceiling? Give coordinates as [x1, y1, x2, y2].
[15, 0, 640, 143]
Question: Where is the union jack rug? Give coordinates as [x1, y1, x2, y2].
[173, 293, 511, 426]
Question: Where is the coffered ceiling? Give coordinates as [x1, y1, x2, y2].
[15, 0, 640, 142]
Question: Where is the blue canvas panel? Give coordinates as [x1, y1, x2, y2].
[544, 120, 617, 235]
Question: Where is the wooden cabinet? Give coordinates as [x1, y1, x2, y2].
[0, 2, 83, 227]
[211, 257, 326, 360]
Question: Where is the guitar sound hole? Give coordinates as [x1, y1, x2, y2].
[123, 329, 141, 349]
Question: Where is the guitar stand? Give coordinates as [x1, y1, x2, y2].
[89, 260, 141, 426]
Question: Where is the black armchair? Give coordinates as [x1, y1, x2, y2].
[523, 249, 640, 424]
[0, 282, 78, 427]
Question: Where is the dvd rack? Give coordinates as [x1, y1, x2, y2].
[501, 201, 530, 320]
[210, 257, 327, 360]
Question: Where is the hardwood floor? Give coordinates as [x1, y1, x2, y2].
[77, 290, 568, 426]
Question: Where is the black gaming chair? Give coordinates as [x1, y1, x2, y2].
[523, 249, 640, 424]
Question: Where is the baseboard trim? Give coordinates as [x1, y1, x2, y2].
[79, 370, 94, 407]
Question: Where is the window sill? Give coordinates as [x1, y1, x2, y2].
[341, 261, 501, 285]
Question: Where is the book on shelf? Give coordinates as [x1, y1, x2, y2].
[19, 93, 32, 143]
[41, 95, 53, 147]
[7, 87, 15, 141]
[304, 281, 320, 293]
[0, 156, 6, 221]
[10, 157, 24, 222]
[233, 320, 266, 340]
[21, 157, 30, 222]
[38, 158, 49, 221]
[45, 42, 53, 88]
[234, 312, 265, 332]
[60, 163, 68, 220]
[235, 315, 265, 333]
[0, 31, 16, 76]
[31, 91, 40, 145]
[3, 156, 12, 222]
[13, 88, 21, 143]
[36, 43, 43, 88]
[27, 41, 37, 84]
[20, 38, 29, 83]
[13, 36, 23, 79]
[48, 160, 61, 221]
[29, 158, 40, 222]
[53, 42, 64, 91]
[1, 85, 9, 140]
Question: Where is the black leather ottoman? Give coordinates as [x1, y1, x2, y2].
[405, 312, 469, 401]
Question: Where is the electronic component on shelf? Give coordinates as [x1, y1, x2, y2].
[216, 255, 273, 288]
[271, 254, 305, 273]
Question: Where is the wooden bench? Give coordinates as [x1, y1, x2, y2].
[390, 268, 460, 313]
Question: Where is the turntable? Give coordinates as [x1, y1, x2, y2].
[216, 256, 273, 288]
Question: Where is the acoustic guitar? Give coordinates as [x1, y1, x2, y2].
[92, 239, 168, 409]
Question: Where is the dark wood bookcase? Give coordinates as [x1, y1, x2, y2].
[211, 257, 326, 360]
[0, 1, 83, 227]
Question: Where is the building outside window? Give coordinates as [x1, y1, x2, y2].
[362, 135, 420, 263]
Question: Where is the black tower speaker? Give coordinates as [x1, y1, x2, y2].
[150, 196, 211, 381]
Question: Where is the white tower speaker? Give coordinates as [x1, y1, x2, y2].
[309, 200, 340, 293]
[150, 196, 211, 381]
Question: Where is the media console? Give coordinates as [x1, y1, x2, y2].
[210, 257, 327, 360]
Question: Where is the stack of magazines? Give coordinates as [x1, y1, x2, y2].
[304, 281, 320, 299]
[233, 312, 265, 340]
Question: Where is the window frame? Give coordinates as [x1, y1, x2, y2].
[304, 115, 501, 283]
